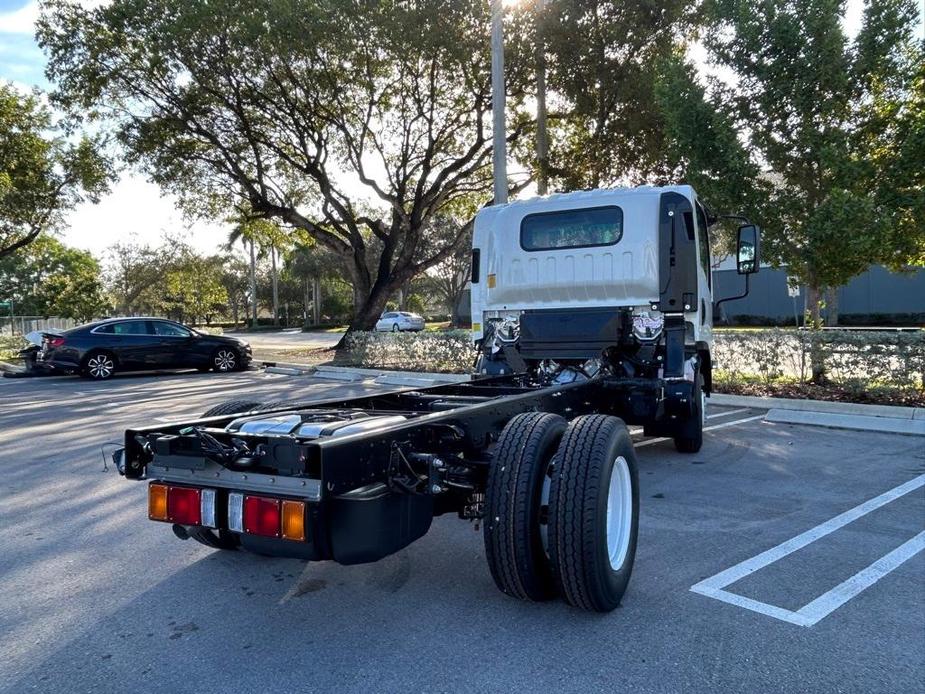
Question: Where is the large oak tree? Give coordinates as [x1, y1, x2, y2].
[38, 0, 530, 334]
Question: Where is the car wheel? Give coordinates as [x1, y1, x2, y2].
[202, 400, 264, 417]
[83, 352, 116, 380]
[212, 348, 239, 372]
[392, 323, 400, 332]
[484, 412, 567, 602]
[674, 372, 704, 453]
[548, 414, 639, 612]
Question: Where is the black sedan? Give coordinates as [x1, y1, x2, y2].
[38, 317, 252, 380]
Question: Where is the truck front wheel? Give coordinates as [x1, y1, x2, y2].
[548, 414, 639, 612]
[673, 372, 705, 453]
[484, 412, 567, 602]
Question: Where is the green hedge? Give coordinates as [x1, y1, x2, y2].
[342, 330, 474, 373]
[713, 329, 925, 391]
[340, 328, 925, 390]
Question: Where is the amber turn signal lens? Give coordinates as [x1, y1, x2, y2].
[149, 483, 168, 521]
[281, 500, 306, 541]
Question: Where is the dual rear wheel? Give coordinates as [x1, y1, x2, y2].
[484, 412, 639, 612]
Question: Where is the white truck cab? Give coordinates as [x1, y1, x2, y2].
[470, 185, 760, 452]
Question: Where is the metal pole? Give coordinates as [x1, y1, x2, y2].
[490, 0, 508, 204]
[535, 0, 549, 195]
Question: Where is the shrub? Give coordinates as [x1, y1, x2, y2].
[714, 329, 925, 391]
[0, 335, 28, 362]
[342, 330, 474, 373]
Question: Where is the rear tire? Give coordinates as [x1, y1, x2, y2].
[484, 412, 566, 602]
[82, 351, 117, 380]
[392, 323, 400, 332]
[201, 400, 263, 417]
[549, 414, 639, 612]
[674, 372, 705, 453]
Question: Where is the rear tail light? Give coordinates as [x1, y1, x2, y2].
[228, 492, 244, 532]
[46, 336, 65, 348]
[281, 500, 306, 541]
[167, 486, 201, 525]
[150, 486, 307, 541]
[243, 495, 281, 537]
[148, 484, 168, 521]
[200, 489, 217, 528]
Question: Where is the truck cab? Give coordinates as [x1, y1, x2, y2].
[470, 185, 758, 452]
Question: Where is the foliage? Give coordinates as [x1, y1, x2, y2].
[39, 0, 532, 332]
[0, 335, 27, 362]
[713, 329, 925, 391]
[700, 0, 924, 300]
[0, 235, 108, 321]
[0, 82, 111, 258]
[341, 330, 475, 373]
[536, 0, 696, 189]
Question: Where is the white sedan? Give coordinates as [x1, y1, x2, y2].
[375, 311, 426, 332]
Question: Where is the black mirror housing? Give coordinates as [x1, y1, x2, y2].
[736, 224, 760, 275]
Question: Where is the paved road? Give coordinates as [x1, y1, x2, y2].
[1, 371, 922, 693]
[226, 328, 342, 351]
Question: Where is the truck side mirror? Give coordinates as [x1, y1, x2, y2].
[736, 224, 760, 275]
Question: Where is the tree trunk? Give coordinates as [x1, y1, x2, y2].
[271, 245, 279, 327]
[805, 283, 826, 383]
[313, 277, 321, 326]
[825, 287, 840, 326]
[302, 277, 312, 330]
[248, 239, 258, 329]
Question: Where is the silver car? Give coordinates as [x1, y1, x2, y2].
[375, 311, 425, 332]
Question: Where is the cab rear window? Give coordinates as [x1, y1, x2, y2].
[520, 206, 623, 251]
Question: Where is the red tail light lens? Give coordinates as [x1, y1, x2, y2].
[243, 495, 281, 537]
[46, 337, 65, 348]
[167, 486, 201, 525]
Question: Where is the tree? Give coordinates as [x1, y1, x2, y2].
[218, 254, 251, 327]
[700, 0, 924, 332]
[532, 0, 696, 189]
[0, 235, 108, 320]
[0, 82, 111, 258]
[104, 238, 173, 315]
[39, 0, 532, 338]
[161, 252, 228, 324]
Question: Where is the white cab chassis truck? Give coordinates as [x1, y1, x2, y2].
[115, 185, 759, 614]
[471, 185, 761, 452]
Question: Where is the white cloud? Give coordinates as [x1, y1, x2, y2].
[61, 175, 233, 258]
[0, 1, 38, 35]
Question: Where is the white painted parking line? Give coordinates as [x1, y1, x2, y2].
[706, 408, 750, 419]
[690, 474, 925, 627]
[635, 414, 766, 447]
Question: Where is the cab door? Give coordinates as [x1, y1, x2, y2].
[694, 201, 713, 343]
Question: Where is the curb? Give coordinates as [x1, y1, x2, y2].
[765, 409, 925, 437]
[711, 393, 924, 421]
[260, 361, 470, 387]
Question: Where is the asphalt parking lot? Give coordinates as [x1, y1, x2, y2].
[1, 370, 922, 693]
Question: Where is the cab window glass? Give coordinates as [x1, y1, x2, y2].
[521, 206, 623, 251]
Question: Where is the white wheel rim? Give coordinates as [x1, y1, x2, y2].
[605, 456, 633, 571]
[214, 350, 236, 371]
[88, 355, 113, 378]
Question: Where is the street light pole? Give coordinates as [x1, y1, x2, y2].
[490, 0, 508, 205]
[535, 0, 549, 195]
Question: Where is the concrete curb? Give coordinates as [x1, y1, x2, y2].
[711, 393, 924, 421]
[260, 361, 470, 387]
[765, 408, 925, 437]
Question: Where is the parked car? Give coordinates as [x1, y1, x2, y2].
[375, 311, 426, 332]
[37, 317, 252, 380]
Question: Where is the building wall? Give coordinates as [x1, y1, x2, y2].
[713, 265, 925, 321]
